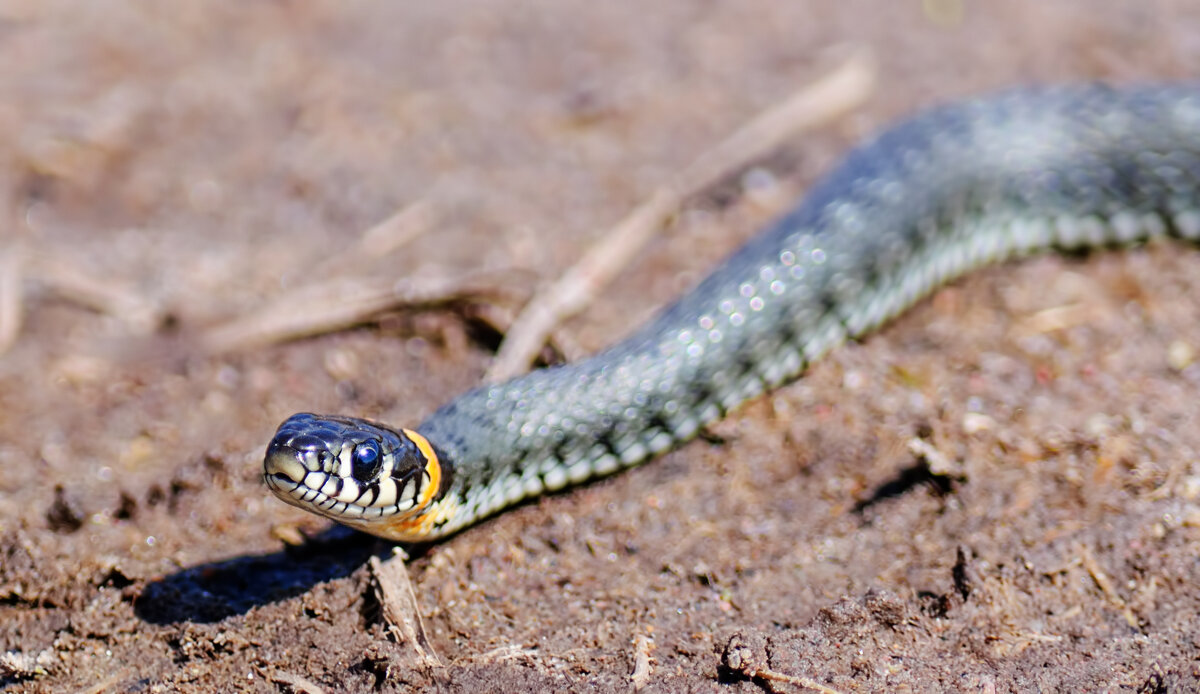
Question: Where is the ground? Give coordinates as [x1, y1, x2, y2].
[2, 1, 1200, 692]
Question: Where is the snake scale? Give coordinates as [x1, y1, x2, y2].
[264, 84, 1200, 541]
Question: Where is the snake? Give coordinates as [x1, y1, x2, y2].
[263, 83, 1200, 542]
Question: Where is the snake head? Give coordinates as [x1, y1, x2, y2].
[263, 413, 447, 539]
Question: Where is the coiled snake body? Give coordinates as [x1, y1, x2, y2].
[265, 84, 1200, 541]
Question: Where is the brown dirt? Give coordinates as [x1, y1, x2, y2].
[3, 1, 1200, 692]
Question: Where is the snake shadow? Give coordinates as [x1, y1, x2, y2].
[133, 525, 429, 625]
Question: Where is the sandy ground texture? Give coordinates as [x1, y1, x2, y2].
[3, 1, 1200, 692]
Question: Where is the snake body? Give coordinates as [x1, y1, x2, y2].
[265, 84, 1200, 541]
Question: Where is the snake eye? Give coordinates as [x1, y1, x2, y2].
[350, 440, 383, 482]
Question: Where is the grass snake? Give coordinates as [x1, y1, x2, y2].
[264, 83, 1200, 541]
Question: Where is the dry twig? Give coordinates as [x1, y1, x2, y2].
[752, 668, 847, 694]
[469, 302, 590, 364]
[30, 251, 163, 334]
[0, 247, 22, 356]
[629, 633, 654, 691]
[354, 199, 438, 259]
[485, 48, 876, 382]
[201, 269, 526, 353]
[267, 670, 329, 694]
[199, 199, 440, 352]
[0, 247, 165, 356]
[1078, 543, 1138, 628]
[722, 631, 845, 694]
[369, 550, 444, 670]
[469, 644, 541, 665]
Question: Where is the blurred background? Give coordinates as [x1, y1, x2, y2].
[2, 1, 1199, 691]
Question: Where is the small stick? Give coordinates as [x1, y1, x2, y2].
[200, 199, 438, 352]
[723, 632, 845, 694]
[469, 302, 590, 364]
[268, 670, 328, 694]
[470, 644, 540, 665]
[29, 252, 163, 334]
[355, 199, 438, 259]
[629, 633, 654, 691]
[1, 247, 166, 355]
[1078, 543, 1139, 628]
[752, 668, 847, 694]
[201, 269, 525, 353]
[485, 49, 876, 382]
[0, 246, 22, 356]
[1017, 302, 1096, 336]
[369, 550, 444, 670]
